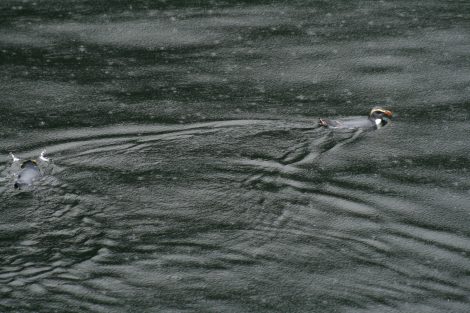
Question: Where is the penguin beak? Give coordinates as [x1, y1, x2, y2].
[383, 110, 393, 118]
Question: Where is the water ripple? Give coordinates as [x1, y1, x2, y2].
[1, 121, 469, 312]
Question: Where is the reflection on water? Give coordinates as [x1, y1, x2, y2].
[1, 1, 470, 312]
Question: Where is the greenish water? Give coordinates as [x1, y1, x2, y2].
[1, 1, 470, 312]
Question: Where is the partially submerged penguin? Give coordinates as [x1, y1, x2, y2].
[10, 150, 50, 189]
[319, 107, 393, 130]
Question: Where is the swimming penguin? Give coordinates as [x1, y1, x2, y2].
[319, 107, 393, 130]
[10, 150, 50, 189]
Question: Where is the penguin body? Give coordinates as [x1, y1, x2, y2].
[10, 150, 50, 190]
[319, 107, 393, 130]
[14, 160, 41, 189]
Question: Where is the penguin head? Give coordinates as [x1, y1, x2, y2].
[369, 107, 393, 126]
[20, 160, 37, 169]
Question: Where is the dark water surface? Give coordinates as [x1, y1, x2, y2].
[1, 1, 470, 312]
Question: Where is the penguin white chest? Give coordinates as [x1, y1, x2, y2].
[375, 119, 382, 129]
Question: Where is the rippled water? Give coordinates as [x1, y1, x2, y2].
[1, 1, 470, 312]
